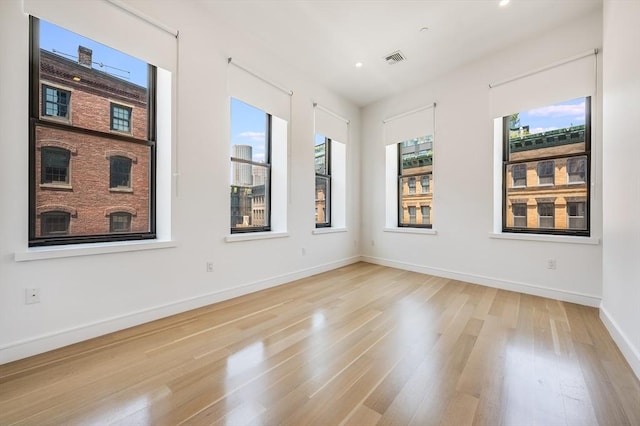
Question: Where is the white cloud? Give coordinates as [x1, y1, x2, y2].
[528, 102, 585, 117]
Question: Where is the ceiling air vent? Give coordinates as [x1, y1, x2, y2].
[384, 50, 406, 65]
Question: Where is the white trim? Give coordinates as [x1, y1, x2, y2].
[490, 232, 600, 245]
[599, 306, 640, 381]
[361, 256, 601, 307]
[14, 240, 176, 262]
[0, 256, 362, 365]
[384, 227, 437, 235]
[312, 227, 348, 235]
[224, 231, 289, 243]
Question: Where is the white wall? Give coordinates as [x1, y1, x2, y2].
[0, 0, 361, 364]
[361, 10, 603, 306]
[600, 0, 640, 379]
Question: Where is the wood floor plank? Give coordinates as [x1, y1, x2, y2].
[0, 262, 638, 426]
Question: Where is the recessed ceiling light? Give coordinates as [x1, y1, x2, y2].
[499, 0, 510, 6]
[355, 62, 363, 68]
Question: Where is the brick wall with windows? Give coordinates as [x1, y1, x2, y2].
[34, 48, 150, 238]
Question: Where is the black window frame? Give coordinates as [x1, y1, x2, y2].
[230, 105, 272, 234]
[29, 17, 157, 247]
[502, 97, 591, 237]
[315, 135, 331, 228]
[397, 139, 433, 229]
[110, 103, 132, 133]
[42, 84, 70, 119]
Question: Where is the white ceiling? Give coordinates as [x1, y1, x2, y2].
[198, 0, 602, 107]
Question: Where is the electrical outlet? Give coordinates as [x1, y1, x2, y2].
[25, 288, 40, 304]
[206, 262, 214, 272]
[547, 259, 557, 270]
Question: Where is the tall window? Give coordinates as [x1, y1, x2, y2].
[29, 18, 156, 246]
[110, 157, 132, 189]
[398, 135, 433, 228]
[42, 85, 70, 119]
[315, 134, 331, 227]
[230, 98, 271, 233]
[421, 205, 431, 225]
[503, 97, 590, 236]
[41, 147, 70, 184]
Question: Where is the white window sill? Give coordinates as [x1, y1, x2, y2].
[490, 232, 600, 245]
[15, 239, 176, 262]
[312, 227, 347, 235]
[225, 231, 289, 243]
[383, 227, 438, 235]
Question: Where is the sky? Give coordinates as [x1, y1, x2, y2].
[230, 98, 268, 163]
[518, 97, 585, 135]
[40, 19, 148, 88]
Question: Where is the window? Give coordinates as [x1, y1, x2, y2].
[567, 202, 586, 230]
[42, 85, 70, 119]
[421, 205, 431, 225]
[567, 157, 587, 183]
[537, 161, 554, 185]
[41, 147, 70, 184]
[110, 157, 132, 189]
[230, 98, 271, 233]
[512, 164, 526, 187]
[110, 212, 132, 233]
[408, 177, 416, 194]
[41, 211, 70, 236]
[512, 203, 527, 227]
[502, 97, 590, 236]
[29, 18, 156, 246]
[110, 104, 132, 133]
[315, 134, 331, 227]
[408, 206, 416, 224]
[538, 203, 555, 228]
[421, 175, 430, 193]
[398, 135, 433, 228]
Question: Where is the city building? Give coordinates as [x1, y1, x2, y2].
[34, 46, 150, 239]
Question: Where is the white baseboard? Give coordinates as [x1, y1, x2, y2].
[600, 305, 640, 381]
[361, 256, 601, 307]
[0, 256, 362, 365]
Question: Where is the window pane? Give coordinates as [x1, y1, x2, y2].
[408, 206, 416, 224]
[511, 164, 526, 187]
[421, 175, 430, 193]
[538, 203, 555, 228]
[315, 176, 330, 225]
[230, 98, 271, 232]
[421, 205, 431, 225]
[31, 18, 154, 245]
[110, 213, 132, 233]
[41, 212, 70, 236]
[567, 156, 587, 183]
[567, 201, 586, 230]
[41, 147, 70, 184]
[512, 203, 527, 227]
[315, 134, 327, 175]
[537, 160, 554, 185]
[35, 127, 151, 238]
[110, 157, 132, 188]
[400, 135, 433, 174]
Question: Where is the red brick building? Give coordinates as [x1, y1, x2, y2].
[34, 47, 150, 238]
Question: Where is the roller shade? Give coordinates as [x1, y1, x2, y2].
[384, 104, 435, 145]
[314, 105, 349, 144]
[227, 61, 292, 121]
[490, 50, 597, 118]
[24, 0, 177, 73]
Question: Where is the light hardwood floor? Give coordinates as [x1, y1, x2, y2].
[1, 263, 639, 425]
